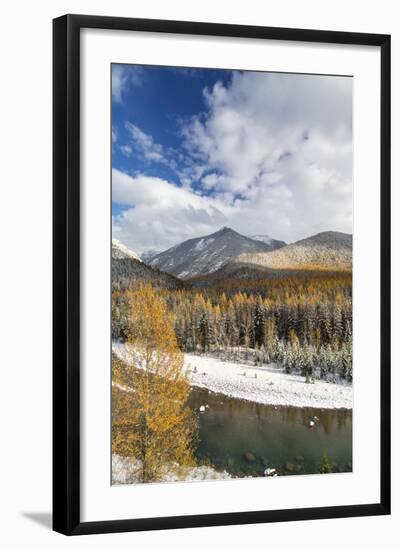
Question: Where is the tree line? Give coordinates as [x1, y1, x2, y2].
[112, 273, 352, 382]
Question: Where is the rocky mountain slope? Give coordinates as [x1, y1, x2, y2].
[140, 249, 159, 263]
[149, 227, 286, 279]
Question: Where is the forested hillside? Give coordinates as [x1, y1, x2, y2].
[113, 271, 352, 382]
[112, 257, 186, 291]
[235, 231, 352, 271]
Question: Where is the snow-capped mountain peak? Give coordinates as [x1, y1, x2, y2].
[149, 227, 285, 279]
[112, 239, 142, 262]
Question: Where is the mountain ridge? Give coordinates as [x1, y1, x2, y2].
[112, 238, 142, 262]
[112, 258, 185, 291]
[149, 227, 286, 279]
[234, 231, 352, 271]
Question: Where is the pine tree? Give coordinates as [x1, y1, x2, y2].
[340, 340, 353, 381]
[264, 315, 278, 362]
[198, 311, 208, 352]
[318, 345, 328, 379]
[253, 300, 264, 348]
[303, 344, 314, 383]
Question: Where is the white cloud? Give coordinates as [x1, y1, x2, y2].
[112, 169, 229, 253]
[112, 65, 142, 103]
[181, 71, 353, 241]
[125, 122, 169, 165]
[113, 71, 353, 251]
[120, 144, 133, 157]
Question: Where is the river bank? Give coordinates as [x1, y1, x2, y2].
[112, 455, 231, 484]
[112, 342, 353, 410]
[184, 354, 352, 410]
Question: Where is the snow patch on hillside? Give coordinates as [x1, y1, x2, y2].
[112, 238, 142, 261]
[194, 237, 214, 251]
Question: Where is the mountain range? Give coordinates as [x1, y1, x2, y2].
[112, 228, 352, 284]
[234, 231, 352, 271]
[148, 227, 286, 279]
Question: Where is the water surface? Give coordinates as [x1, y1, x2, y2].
[189, 387, 352, 477]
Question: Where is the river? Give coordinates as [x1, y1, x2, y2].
[189, 387, 352, 477]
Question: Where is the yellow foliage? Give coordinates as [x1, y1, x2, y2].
[112, 285, 197, 483]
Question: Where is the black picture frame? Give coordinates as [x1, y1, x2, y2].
[53, 14, 391, 535]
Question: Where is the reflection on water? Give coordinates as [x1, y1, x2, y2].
[189, 387, 352, 477]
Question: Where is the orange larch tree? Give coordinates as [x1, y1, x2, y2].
[112, 285, 197, 483]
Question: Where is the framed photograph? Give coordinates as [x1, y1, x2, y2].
[53, 14, 391, 535]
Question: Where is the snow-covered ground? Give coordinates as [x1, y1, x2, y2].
[184, 354, 352, 410]
[112, 455, 231, 485]
[112, 342, 352, 410]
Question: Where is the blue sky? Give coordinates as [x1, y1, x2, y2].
[112, 64, 352, 254]
[112, 65, 233, 204]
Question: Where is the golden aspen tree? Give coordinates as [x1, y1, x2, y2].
[289, 328, 300, 349]
[112, 285, 197, 483]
